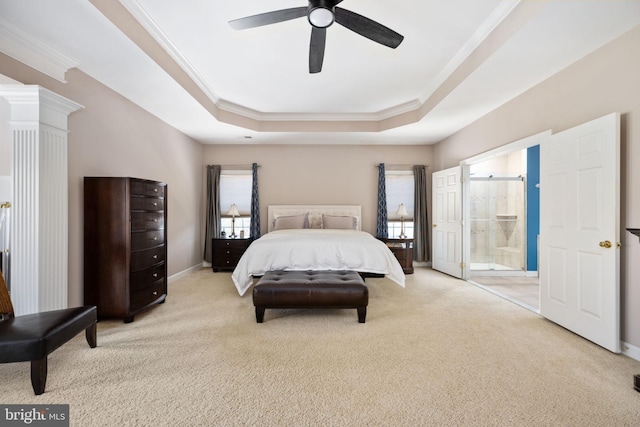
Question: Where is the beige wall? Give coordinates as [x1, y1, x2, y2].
[0, 53, 205, 307]
[434, 26, 640, 347]
[203, 145, 433, 236]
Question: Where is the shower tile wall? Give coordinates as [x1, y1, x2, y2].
[470, 180, 525, 270]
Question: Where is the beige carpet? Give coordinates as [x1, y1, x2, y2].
[1, 267, 639, 426]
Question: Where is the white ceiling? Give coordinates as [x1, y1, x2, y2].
[0, 0, 638, 145]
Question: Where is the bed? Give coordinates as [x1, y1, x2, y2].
[231, 205, 406, 296]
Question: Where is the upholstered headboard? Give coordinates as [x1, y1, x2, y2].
[267, 205, 362, 232]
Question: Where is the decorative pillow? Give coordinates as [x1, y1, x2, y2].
[322, 214, 357, 230]
[308, 214, 323, 229]
[273, 213, 309, 230]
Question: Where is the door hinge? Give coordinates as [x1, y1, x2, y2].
[460, 176, 465, 183]
[460, 262, 465, 269]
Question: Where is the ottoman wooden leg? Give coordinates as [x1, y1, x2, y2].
[357, 306, 367, 323]
[255, 307, 265, 323]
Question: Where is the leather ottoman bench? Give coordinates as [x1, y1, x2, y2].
[252, 270, 368, 323]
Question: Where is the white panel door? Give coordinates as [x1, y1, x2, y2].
[432, 166, 462, 278]
[540, 113, 620, 353]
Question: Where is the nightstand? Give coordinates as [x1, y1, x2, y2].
[379, 238, 414, 274]
[211, 238, 252, 272]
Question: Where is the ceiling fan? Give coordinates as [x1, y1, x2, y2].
[229, 0, 404, 73]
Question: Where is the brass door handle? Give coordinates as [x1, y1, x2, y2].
[599, 240, 612, 248]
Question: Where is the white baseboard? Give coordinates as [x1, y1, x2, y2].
[622, 341, 640, 362]
[168, 263, 203, 284]
[414, 261, 431, 268]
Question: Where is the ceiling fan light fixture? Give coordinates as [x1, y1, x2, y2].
[308, 4, 334, 28]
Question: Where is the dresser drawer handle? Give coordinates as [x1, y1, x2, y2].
[153, 219, 158, 222]
[152, 237, 158, 241]
[153, 291, 158, 296]
[153, 188, 158, 193]
[153, 202, 158, 206]
[153, 273, 158, 278]
[152, 255, 158, 259]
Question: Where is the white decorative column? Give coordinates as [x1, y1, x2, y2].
[0, 85, 82, 315]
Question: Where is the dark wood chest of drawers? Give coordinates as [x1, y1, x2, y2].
[84, 177, 167, 322]
[211, 238, 252, 272]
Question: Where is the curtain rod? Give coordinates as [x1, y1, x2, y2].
[375, 164, 429, 169]
[206, 164, 261, 169]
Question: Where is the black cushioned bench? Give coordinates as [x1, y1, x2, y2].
[252, 270, 368, 323]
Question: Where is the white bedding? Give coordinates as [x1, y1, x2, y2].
[231, 229, 406, 296]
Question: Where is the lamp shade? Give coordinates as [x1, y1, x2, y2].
[396, 203, 408, 217]
[227, 204, 240, 217]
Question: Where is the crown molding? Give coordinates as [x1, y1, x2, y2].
[0, 17, 78, 83]
[418, 0, 521, 105]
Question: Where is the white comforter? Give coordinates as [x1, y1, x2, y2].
[231, 229, 406, 296]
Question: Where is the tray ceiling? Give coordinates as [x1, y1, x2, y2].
[0, 0, 638, 144]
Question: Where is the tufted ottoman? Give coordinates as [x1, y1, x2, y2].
[252, 270, 368, 323]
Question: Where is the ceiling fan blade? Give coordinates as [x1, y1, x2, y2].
[229, 7, 307, 30]
[334, 7, 404, 48]
[309, 27, 326, 74]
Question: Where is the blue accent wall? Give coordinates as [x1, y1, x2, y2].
[526, 145, 540, 271]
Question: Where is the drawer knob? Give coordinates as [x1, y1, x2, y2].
[153, 219, 158, 222]
[153, 255, 158, 259]
[153, 202, 158, 206]
[153, 188, 158, 193]
[152, 237, 158, 241]
[153, 273, 158, 278]
[153, 291, 158, 296]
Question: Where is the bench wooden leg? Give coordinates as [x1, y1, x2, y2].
[30, 357, 47, 395]
[86, 322, 97, 348]
[357, 306, 367, 323]
[255, 307, 265, 323]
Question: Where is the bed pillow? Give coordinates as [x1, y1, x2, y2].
[308, 214, 323, 229]
[273, 213, 309, 230]
[322, 214, 357, 230]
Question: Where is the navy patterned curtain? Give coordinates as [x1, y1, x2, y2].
[250, 163, 261, 239]
[413, 165, 429, 262]
[204, 165, 221, 262]
[376, 163, 388, 238]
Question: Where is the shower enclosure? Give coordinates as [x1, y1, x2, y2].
[469, 176, 525, 272]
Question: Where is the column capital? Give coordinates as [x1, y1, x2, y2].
[0, 85, 83, 130]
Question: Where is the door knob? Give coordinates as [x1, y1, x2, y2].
[433, 224, 437, 228]
[599, 240, 612, 248]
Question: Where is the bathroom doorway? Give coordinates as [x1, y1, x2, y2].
[466, 146, 540, 311]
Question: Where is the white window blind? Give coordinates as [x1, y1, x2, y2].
[220, 171, 252, 216]
[386, 170, 414, 220]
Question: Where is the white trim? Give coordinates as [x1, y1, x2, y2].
[623, 341, 640, 362]
[418, 0, 521, 106]
[0, 17, 78, 83]
[168, 263, 203, 284]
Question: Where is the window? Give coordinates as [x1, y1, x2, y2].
[220, 170, 251, 238]
[386, 170, 414, 239]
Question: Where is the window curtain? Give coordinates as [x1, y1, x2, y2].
[376, 163, 388, 238]
[250, 162, 261, 239]
[413, 165, 429, 262]
[204, 165, 221, 263]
